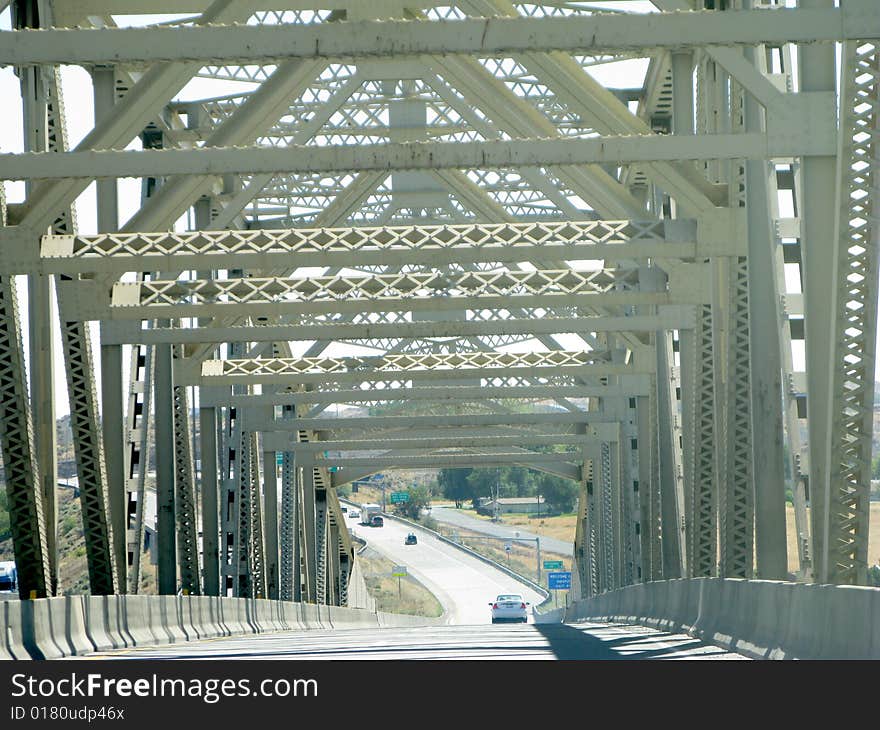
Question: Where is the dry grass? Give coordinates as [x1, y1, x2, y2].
[356, 548, 443, 617]
[433, 523, 570, 587]
[463, 509, 577, 544]
[785, 503, 880, 574]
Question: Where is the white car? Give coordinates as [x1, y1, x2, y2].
[489, 593, 530, 624]
[348, 509, 359, 519]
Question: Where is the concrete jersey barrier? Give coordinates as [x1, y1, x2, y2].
[565, 577, 880, 659]
[0, 594, 444, 660]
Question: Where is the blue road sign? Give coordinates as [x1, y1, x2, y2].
[547, 571, 572, 590]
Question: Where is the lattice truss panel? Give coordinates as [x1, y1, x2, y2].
[42, 219, 670, 270]
[212, 350, 612, 376]
[112, 268, 642, 312]
[824, 40, 880, 586]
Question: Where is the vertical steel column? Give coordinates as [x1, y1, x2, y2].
[338, 552, 350, 608]
[17, 18, 58, 594]
[0, 269, 50, 599]
[40, 63, 117, 596]
[717, 72, 756, 579]
[262, 445, 279, 600]
[220, 393, 238, 597]
[678, 326, 697, 573]
[622, 397, 640, 586]
[720, 256, 755, 578]
[248, 433, 266, 598]
[327, 521, 340, 606]
[656, 328, 686, 579]
[742, 27, 788, 579]
[573, 457, 595, 599]
[154, 338, 176, 595]
[235, 423, 253, 598]
[193, 196, 219, 595]
[636, 394, 660, 582]
[314, 473, 328, 605]
[821, 39, 880, 585]
[300, 463, 317, 603]
[599, 441, 617, 592]
[279, 446, 300, 602]
[199, 395, 220, 596]
[172, 346, 199, 594]
[91, 67, 127, 588]
[123, 344, 152, 593]
[672, 49, 705, 576]
[690, 304, 718, 577]
[797, 0, 838, 576]
[100, 337, 126, 588]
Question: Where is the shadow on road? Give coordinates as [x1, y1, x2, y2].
[533, 623, 722, 660]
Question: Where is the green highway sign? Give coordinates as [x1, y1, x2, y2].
[543, 560, 564, 570]
[390, 491, 410, 503]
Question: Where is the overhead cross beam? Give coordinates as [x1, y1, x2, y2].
[2, 8, 877, 66]
[98, 311, 694, 345]
[21, 217, 742, 276]
[0, 131, 837, 181]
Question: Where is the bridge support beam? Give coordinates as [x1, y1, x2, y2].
[279, 446, 301, 602]
[300, 465, 317, 603]
[172, 350, 200, 595]
[798, 0, 838, 583]
[262, 446, 279, 600]
[821, 37, 880, 585]
[199, 399, 220, 596]
[154, 338, 176, 595]
[743, 40, 788, 579]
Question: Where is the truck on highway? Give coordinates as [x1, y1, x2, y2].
[0, 561, 17, 592]
[360, 503, 382, 526]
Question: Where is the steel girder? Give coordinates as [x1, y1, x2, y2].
[5, 9, 878, 66]
[122, 344, 153, 593]
[254, 412, 616, 432]
[820, 38, 880, 586]
[1, 130, 839, 181]
[0, 269, 50, 599]
[97, 311, 694, 346]
[688, 304, 718, 577]
[171, 346, 200, 595]
[41, 62, 119, 596]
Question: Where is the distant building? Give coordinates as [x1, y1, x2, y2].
[476, 496, 545, 516]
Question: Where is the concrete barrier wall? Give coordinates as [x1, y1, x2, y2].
[0, 594, 444, 660]
[565, 578, 880, 659]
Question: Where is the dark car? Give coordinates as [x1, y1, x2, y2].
[405, 533, 417, 545]
[370, 515, 384, 527]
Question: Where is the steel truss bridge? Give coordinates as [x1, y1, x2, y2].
[0, 0, 877, 623]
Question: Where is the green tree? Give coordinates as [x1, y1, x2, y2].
[537, 472, 578, 514]
[392, 485, 432, 521]
[437, 468, 474, 508]
[0, 488, 9, 543]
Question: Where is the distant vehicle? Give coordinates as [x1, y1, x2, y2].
[349, 509, 360, 519]
[340, 506, 348, 514]
[0, 561, 17, 592]
[489, 593, 530, 624]
[360, 503, 382, 525]
[370, 515, 384, 527]
[405, 533, 417, 545]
